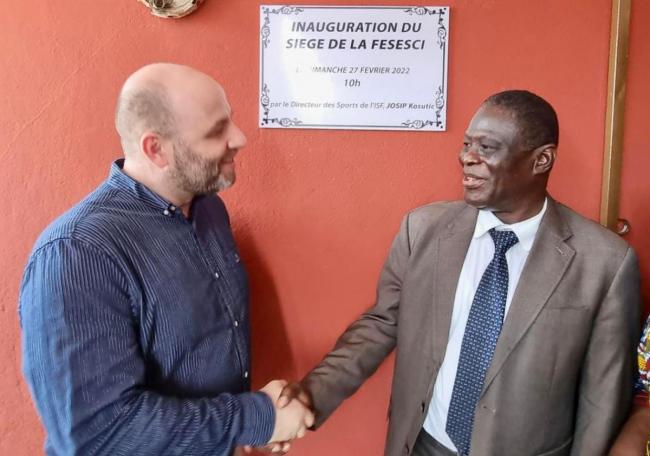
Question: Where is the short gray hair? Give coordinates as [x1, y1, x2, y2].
[115, 84, 177, 154]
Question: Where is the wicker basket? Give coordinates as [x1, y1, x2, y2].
[137, 0, 205, 19]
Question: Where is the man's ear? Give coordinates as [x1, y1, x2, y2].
[140, 132, 171, 168]
[533, 144, 556, 175]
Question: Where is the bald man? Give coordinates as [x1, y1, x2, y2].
[19, 63, 312, 456]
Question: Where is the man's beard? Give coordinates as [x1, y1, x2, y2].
[169, 140, 234, 196]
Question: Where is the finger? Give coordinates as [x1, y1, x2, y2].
[303, 409, 315, 428]
[268, 441, 291, 454]
[264, 443, 281, 453]
[277, 384, 296, 408]
[278, 441, 291, 454]
[276, 395, 290, 408]
[296, 426, 306, 439]
[256, 444, 274, 453]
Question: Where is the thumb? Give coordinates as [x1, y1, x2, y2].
[277, 383, 297, 408]
[277, 391, 290, 408]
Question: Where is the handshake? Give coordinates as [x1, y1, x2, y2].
[243, 380, 314, 455]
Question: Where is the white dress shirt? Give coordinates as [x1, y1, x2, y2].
[423, 199, 548, 451]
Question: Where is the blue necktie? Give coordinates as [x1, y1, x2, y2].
[446, 228, 519, 456]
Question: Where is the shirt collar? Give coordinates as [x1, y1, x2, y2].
[106, 159, 179, 216]
[473, 198, 548, 251]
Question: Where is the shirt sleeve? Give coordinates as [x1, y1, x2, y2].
[19, 238, 274, 455]
[302, 212, 411, 427]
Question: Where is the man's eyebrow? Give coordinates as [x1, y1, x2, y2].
[206, 118, 228, 137]
[464, 132, 502, 143]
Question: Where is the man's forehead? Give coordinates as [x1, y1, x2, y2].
[466, 104, 521, 137]
[172, 77, 227, 110]
[216, 87, 231, 112]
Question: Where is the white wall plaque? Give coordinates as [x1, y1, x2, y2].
[259, 5, 449, 131]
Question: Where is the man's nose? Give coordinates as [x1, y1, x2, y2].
[459, 146, 481, 165]
[228, 122, 247, 150]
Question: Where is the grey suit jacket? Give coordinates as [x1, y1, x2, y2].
[303, 198, 640, 456]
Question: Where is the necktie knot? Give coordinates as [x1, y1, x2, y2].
[489, 228, 519, 255]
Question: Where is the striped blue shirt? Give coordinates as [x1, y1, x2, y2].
[19, 159, 274, 456]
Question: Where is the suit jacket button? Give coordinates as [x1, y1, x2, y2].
[404, 443, 410, 454]
[421, 401, 426, 412]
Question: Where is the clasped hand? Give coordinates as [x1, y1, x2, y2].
[242, 380, 314, 454]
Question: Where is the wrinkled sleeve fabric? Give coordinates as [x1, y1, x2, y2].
[303, 214, 413, 427]
[19, 238, 274, 456]
[571, 247, 641, 456]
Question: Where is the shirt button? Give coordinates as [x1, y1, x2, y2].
[244, 371, 249, 379]
[163, 209, 170, 216]
[214, 272, 220, 279]
[169, 205, 176, 211]
[234, 253, 240, 263]
[234, 320, 239, 327]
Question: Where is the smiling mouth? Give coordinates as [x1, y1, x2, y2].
[463, 174, 486, 189]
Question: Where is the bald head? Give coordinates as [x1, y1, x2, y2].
[114, 63, 246, 209]
[115, 63, 222, 156]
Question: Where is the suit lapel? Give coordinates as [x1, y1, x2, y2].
[481, 198, 575, 395]
[431, 205, 477, 365]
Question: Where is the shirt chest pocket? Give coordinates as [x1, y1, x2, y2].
[223, 249, 242, 268]
[218, 247, 249, 304]
[202, 231, 249, 309]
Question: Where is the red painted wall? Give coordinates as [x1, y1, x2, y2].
[0, 1, 647, 454]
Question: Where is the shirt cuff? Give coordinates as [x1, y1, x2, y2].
[634, 391, 650, 407]
[236, 391, 275, 446]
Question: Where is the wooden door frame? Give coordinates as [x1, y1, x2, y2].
[600, 0, 631, 235]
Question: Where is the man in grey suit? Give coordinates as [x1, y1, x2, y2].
[277, 90, 641, 456]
